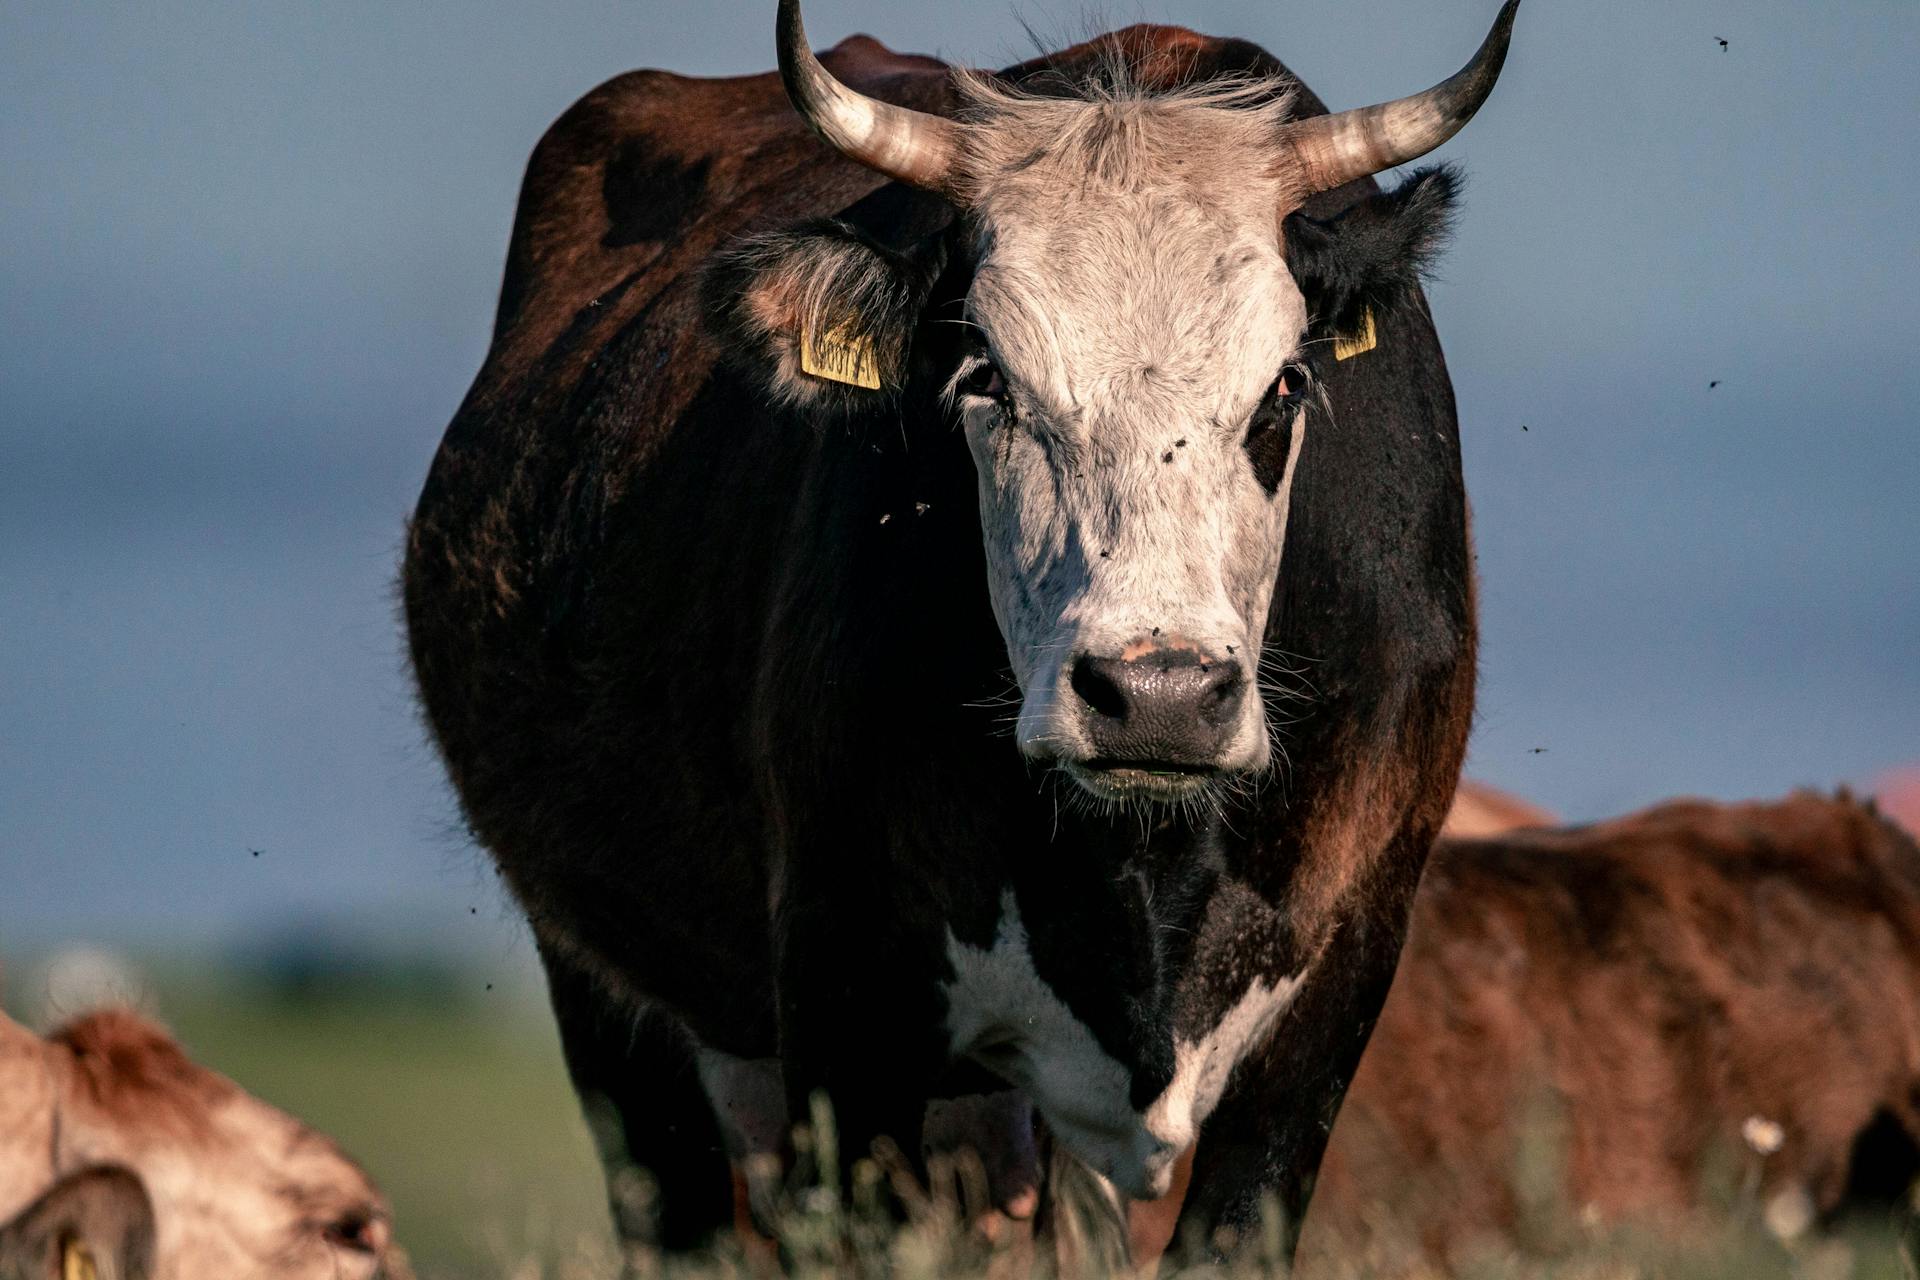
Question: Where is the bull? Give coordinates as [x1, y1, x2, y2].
[404, 0, 1522, 1257]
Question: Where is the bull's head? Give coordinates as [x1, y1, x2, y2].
[712, 0, 1515, 806]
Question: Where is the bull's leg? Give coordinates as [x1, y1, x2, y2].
[771, 893, 952, 1200]
[1173, 1079, 1325, 1262]
[540, 947, 734, 1255]
[1173, 955, 1398, 1264]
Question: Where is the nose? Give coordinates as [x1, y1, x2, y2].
[1069, 647, 1247, 768]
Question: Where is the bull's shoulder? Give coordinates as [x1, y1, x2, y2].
[491, 64, 784, 348]
[489, 39, 956, 358]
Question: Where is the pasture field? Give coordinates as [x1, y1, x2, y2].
[160, 979, 614, 1277]
[3, 953, 1912, 1280]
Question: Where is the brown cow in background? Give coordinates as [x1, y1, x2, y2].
[0, 1007, 403, 1280]
[1441, 779, 1556, 839]
[1302, 791, 1920, 1269]
[1871, 765, 1920, 842]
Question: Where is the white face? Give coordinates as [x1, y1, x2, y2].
[950, 91, 1313, 805]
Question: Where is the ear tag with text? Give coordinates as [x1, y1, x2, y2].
[1332, 308, 1377, 362]
[799, 314, 882, 390]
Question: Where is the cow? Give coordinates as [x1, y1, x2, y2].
[403, 0, 1522, 1258]
[1297, 791, 1920, 1270]
[0, 1007, 401, 1279]
[1872, 765, 1920, 841]
[1442, 779, 1556, 839]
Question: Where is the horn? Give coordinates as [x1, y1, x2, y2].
[1284, 0, 1520, 196]
[776, 0, 965, 198]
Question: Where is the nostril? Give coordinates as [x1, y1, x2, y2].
[1196, 662, 1248, 727]
[1070, 655, 1131, 721]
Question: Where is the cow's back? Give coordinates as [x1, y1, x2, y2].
[1306, 792, 1920, 1265]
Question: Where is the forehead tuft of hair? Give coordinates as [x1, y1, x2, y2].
[51, 1008, 234, 1130]
[950, 57, 1301, 202]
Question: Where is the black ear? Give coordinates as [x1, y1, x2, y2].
[1283, 165, 1461, 344]
[701, 218, 948, 414]
[0, 1165, 156, 1280]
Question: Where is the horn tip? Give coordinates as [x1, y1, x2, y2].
[1492, 0, 1521, 46]
[1467, 0, 1522, 100]
[776, 0, 808, 76]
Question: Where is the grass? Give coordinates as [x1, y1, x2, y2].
[160, 977, 613, 1278]
[6, 958, 1916, 1279]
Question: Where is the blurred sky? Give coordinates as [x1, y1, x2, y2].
[1, 0, 1915, 950]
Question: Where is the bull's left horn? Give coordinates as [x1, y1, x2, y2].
[777, 0, 965, 198]
[1284, 0, 1520, 196]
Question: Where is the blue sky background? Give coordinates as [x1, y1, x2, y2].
[1, 0, 1914, 952]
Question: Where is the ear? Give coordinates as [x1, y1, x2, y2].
[701, 218, 948, 414]
[1283, 164, 1460, 344]
[0, 1165, 156, 1280]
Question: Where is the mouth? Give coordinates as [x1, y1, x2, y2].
[1061, 758, 1221, 804]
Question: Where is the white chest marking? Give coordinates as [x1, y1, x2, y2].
[943, 890, 1303, 1199]
[1141, 973, 1304, 1154]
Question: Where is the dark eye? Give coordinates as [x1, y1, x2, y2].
[1248, 363, 1307, 443]
[957, 359, 1008, 404]
[1273, 363, 1308, 405]
[323, 1210, 387, 1255]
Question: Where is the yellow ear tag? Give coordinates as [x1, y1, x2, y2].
[799, 315, 881, 390]
[62, 1237, 99, 1280]
[1332, 308, 1377, 361]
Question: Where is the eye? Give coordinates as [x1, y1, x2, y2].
[1248, 363, 1308, 442]
[1273, 362, 1308, 405]
[322, 1210, 387, 1256]
[956, 358, 1009, 405]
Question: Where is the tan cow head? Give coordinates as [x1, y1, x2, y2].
[0, 1008, 402, 1280]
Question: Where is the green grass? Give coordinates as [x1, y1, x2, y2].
[133, 971, 613, 1278]
[8, 961, 1915, 1279]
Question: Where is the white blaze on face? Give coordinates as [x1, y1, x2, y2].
[943, 892, 1302, 1199]
[949, 80, 1315, 778]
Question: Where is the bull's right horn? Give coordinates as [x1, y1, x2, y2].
[777, 0, 965, 199]
[1284, 0, 1521, 197]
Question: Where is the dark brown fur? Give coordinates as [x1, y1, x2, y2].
[1305, 792, 1920, 1267]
